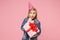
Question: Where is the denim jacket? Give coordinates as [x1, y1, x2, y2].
[21, 18, 41, 40]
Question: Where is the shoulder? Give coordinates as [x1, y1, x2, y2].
[23, 17, 28, 21]
[34, 19, 40, 24]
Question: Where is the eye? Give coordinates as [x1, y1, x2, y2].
[30, 12, 32, 14]
[33, 12, 36, 14]
[33, 12, 35, 14]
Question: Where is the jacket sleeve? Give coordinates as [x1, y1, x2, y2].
[21, 18, 27, 31]
[37, 22, 41, 36]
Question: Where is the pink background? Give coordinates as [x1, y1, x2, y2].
[0, 0, 60, 40]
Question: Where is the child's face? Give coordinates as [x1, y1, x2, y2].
[29, 10, 37, 19]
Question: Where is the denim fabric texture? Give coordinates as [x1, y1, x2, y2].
[21, 18, 41, 40]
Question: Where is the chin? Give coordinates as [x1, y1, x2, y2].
[32, 18, 34, 20]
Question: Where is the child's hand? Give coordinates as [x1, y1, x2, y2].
[27, 18, 34, 23]
[28, 18, 32, 22]
[31, 34, 38, 38]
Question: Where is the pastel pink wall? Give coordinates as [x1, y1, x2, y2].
[0, 0, 60, 40]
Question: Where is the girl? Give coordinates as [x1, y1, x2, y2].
[21, 8, 41, 40]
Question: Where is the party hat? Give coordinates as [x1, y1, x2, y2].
[28, 2, 35, 9]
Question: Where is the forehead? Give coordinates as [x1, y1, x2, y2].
[30, 9, 36, 13]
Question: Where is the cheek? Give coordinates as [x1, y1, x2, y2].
[29, 13, 33, 17]
[33, 14, 36, 17]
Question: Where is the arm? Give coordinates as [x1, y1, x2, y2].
[37, 21, 41, 36]
[21, 18, 27, 31]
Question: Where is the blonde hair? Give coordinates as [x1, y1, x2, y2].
[27, 8, 39, 21]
